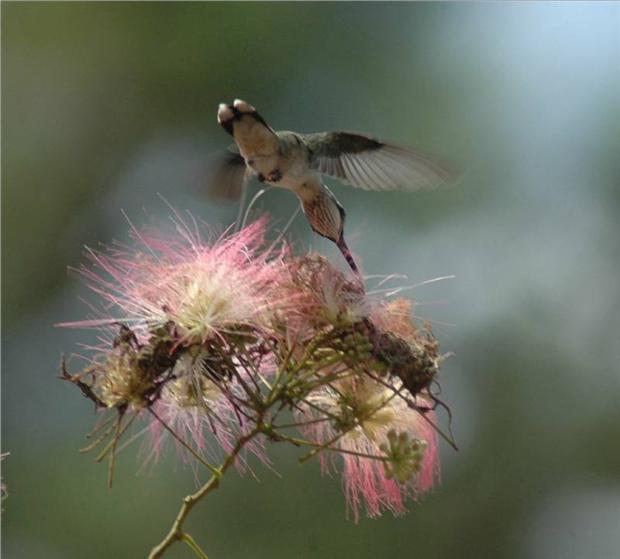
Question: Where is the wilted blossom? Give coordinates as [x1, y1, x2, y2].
[61, 214, 450, 520]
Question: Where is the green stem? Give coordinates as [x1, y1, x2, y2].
[181, 533, 210, 559]
[271, 416, 330, 430]
[275, 433, 388, 462]
[147, 429, 258, 559]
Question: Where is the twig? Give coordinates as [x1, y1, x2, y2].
[147, 429, 258, 559]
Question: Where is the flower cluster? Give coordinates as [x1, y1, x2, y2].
[61, 215, 449, 521]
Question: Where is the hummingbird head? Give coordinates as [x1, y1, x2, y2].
[217, 99, 271, 137]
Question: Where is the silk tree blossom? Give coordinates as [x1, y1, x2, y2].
[60, 216, 290, 475]
[285, 258, 442, 520]
[73, 215, 288, 344]
[60, 214, 453, 559]
[145, 349, 270, 471]
[283, 254, 369, 329]
[296, 375, 439, 521]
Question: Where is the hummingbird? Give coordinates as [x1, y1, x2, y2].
[212, 99, 455, 274]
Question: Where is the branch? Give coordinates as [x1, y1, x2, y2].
[147, 429, 259, 559]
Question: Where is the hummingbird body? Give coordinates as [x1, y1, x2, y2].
[214, 99, 454, 274]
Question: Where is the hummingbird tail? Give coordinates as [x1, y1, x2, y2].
[337, 235, 360, 275]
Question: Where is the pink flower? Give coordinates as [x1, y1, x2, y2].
[278, 254, 368, 335]
[144, 350, 270, 473]
[71, 214, 289, 345]
[284, 260, 443, 520]
[61, 214, 290, 471]
[296, 375, 439, 521]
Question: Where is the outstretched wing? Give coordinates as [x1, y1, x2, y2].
[304, 131, 456, 192]
[205, 148, 250, 201]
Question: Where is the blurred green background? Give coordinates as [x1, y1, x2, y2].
[3, 2, 620, 558]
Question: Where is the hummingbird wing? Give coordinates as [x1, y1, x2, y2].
[304, 131, 456, 191]
[205, 147, 250, 201]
